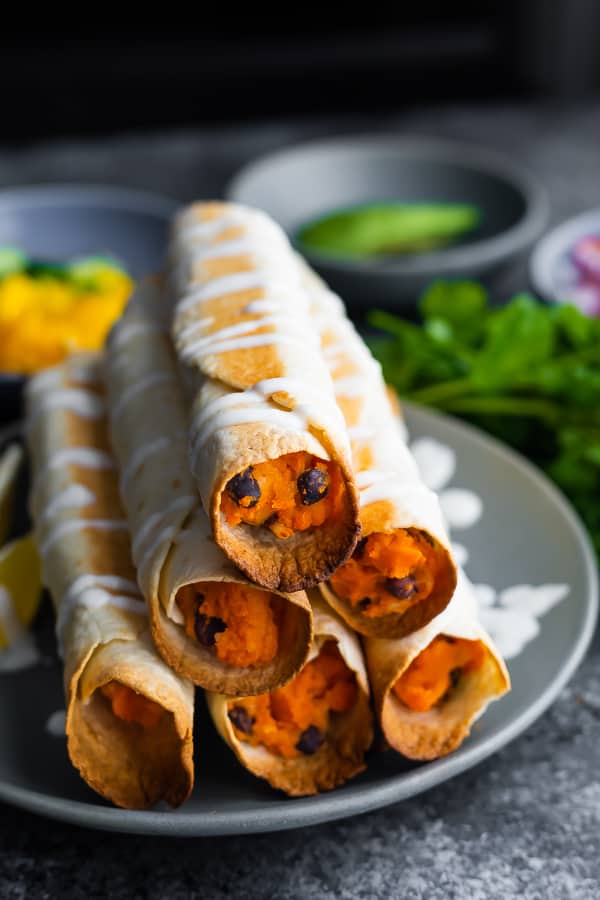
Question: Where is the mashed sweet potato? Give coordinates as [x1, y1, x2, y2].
[221, 451, 345, 539]
[329, 528, 441, 618]
[101, 682, 165, 728]
[393, 636, 485, 712]
[176, 581, 280, 667]
[227, 640, 357, 758]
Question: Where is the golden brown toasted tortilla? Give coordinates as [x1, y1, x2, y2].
[105, 283, 313, 694]
[168, 202, 360, 592]
[301, 267, 456, 638]
[26, 354, 194, 810]
[364, 570, 510, 761]
[206, 594, 373, 796]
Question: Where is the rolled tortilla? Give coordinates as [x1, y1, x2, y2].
[364, 570, 510, 760]
[207, 594, 373, 796]
[105, 280, 313, 694]
[26, 354, 194, 809]
[168, 202, 360, 592]
[302, 272, 456, 638]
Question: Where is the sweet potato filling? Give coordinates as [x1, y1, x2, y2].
[220, 451, 346, 539]
[328, 529, 441, 618]
[393, 636, 486, 712]
[100, 682, 165, 729]
[227, 640, 357, 758]
[176, 581, 280, 667]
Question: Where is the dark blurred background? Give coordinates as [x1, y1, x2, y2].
[3, 0, 600, 142]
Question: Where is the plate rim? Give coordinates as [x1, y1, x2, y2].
[0, 403, 596, 836]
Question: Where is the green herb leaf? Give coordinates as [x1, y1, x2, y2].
[369, 282, 600, 562]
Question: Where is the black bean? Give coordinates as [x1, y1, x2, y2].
[354, 537, 368, 559]
[225, 467, 261, 508]
[194, 611, 227, 646]
[297, 468, 329, 506]
[418, 529, 436, 547]
[228, 706, 254, 735]
[449, 667, 462, 689]
[296, 725, 325, 755]
[359, 596, 372, 610]
[386, 575, 418, 600]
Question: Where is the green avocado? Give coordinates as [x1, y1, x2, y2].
[296, 202, 481, 260]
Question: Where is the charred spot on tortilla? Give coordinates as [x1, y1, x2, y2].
[194, 611, 227, 646]
[297, 468, 330, 505]
[359, 596, 372, 610]
[226, 467, 261, 508]
[296, 725, 325, 755]
[386, 575, 418, 599]
[228, 706, 255, 735]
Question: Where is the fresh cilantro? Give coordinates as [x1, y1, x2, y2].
[368, 281, 600, 559]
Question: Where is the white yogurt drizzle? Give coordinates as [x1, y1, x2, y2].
[137, 524, 180, 588]
[39, 484, 96, 525]
[44, 447, 115, 472]
[119, 436, 176, 494]
[56, 587, 147, 657]
[110, 372, 174, 424]
[176, 271, 271, 314]
[41, 518, 129, 559]
[109, 319, 163, 350]
[173, 210, 244, 245]
[131, 494, 197, 570]
[190, 376, 343, 460]
[176, 316, 215, 345]
[45, 709, 67, 737]
[358, 480, 431, 509]
[174, 207, 349, 469]
[27, 366, 63, 395]
[191, 237, 262, 261]
[33, 447, 116, 495]
[355, 469, 392, 489]
[181, 329, 318, 364]
[62, 574, 142, 609]
[28, 389, 105, 426]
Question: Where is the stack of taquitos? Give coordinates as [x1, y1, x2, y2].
[304, 275, 457, 639]
[365, 569, 509, 759]
[105, 277, 373, 792]
[26, 354, 194, 809]
[298, 266, 509, 757]
[105, 279, 313, 696]
[207, 593, 373, 795]
[168, 202, 360, 592]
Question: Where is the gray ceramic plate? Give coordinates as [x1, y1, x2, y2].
[228, 136, 549, 311]
[0, 404, 596, 836]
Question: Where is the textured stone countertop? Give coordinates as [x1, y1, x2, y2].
[1, 105, 600, 899]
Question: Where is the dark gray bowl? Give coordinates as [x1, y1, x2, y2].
[0, 185, 176, 422]
[228, 136, 549, 312]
